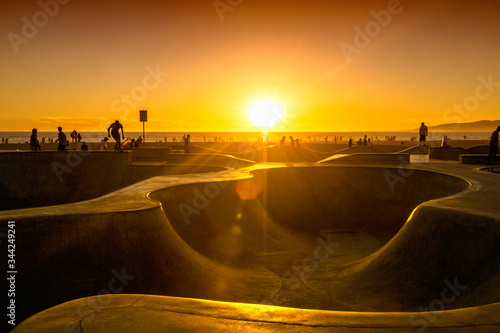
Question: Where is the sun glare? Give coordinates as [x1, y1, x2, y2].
[249, 101, 283, 128]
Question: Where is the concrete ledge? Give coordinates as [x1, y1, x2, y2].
[140, 152, 255, 168]
[12, 295, 500, 332]
[131, 149, 255, 168]
[466, 145, 492, 154]
[459, 154, 490, 164]
[317, 153, 410, 164]
[429, 147, 467, 160]
[480, 166, 500, 173]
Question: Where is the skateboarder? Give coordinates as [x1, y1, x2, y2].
[107, 120, 124, 151]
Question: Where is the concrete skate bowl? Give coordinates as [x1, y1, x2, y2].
[7, 166, 500, 332]
[154, 166, 499, 312]
[0, 151, 225, 211]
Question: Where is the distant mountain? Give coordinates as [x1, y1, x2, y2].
[410, 120, 500, 132]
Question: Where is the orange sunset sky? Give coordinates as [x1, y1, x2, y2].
[1, 0, 500, 132]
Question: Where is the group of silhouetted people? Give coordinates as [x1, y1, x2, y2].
[278, 136, 301, 155]
[27, 120, 126, 152]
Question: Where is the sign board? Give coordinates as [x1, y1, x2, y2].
[140, 110, 148, 122]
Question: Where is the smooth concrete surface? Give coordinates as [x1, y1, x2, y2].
[2, 159, 499, 332]
[12, 295, 500, 332]
[317, 153, 410, 164]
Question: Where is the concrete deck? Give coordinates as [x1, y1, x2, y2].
[2, 155, 499, 332]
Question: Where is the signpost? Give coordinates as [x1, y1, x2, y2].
[140, 110, 147, 148]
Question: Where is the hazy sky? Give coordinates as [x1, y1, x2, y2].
[2, 0, 500, 132]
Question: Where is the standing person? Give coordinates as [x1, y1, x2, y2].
[70, 130, 78, 142]
[77, 133, 82, 142]
[100, 137, 109, 151]
[279, 136, 286, 147]
[29, 128, 42, 150]
[419, 122, 428, 146]
[107, 120, 124, 151]
[487, 126, 500, 164]
[55, 127, 67, 151]
[184, 134, 191, 153]
[135, 136, 142, 148]
[295, 138, 301, 153]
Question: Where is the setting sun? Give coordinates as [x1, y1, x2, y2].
[249, 101, 283, 129]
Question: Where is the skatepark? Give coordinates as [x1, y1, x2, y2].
[1, 145, 499, 332]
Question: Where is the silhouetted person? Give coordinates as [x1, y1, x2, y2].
[100, 137, 109, 151]
[325, 136, 328, 144]
[419, 122, 428, 146]
[279, 136, 285, 147]
[55, 127, 67, 151]
[70, 130, 77, 143]
[127, 138, 135, 150]
[29, 128, 41, 150]
[135, 136, 142, 148]
[487, 126, 500, 164]
[108, 120, 124, 150]
[81, 142, 89, 151]
[77, 133, 82, 142]
[363, 135, 368, 145]
[357, 138, 363, 146]
[295, 138, 301, 153]
[289, 136, 295, 149]
[184, 134, 191, 153]
[441, 135, 448, 148]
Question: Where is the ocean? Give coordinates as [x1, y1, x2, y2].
[0, 131, 492, 144]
